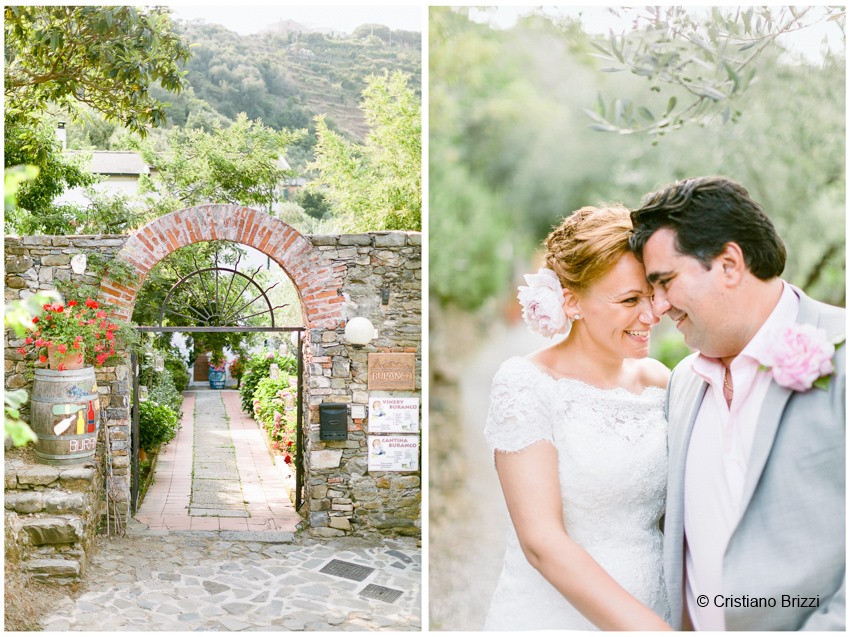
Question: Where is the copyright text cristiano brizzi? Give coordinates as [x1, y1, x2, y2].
[695, 594, 820, 609]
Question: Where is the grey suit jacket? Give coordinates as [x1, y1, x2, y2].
[664, 287, 845, 630]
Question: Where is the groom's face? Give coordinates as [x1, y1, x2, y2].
[641, 228, 732, 357]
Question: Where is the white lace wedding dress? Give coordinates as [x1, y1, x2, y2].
[484, 356, 671, 630]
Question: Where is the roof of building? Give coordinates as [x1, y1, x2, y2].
[65, 151, 150, 176]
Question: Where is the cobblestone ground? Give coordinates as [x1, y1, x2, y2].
[40, 529, 421, 631]
[39, 389, 421, 631]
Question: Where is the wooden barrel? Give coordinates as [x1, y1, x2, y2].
[30, 368, 100, 465]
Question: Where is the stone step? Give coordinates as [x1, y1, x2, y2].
[25, 557, 81, 583]
[6, 491, 87, 515]
[5, 463, 96, 492]
[21, 517, 84, 545]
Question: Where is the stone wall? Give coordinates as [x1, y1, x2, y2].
[5, 221, 421, 572]
[305, 233, 422, 537]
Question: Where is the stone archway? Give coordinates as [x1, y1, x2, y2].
[97, 204, 344, 528]
[99, 204, 344, 328]
[5, 220, 420, 581]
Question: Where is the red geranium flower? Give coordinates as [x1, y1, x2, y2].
[24, 337, 33, 345]
[85, 299, 99, 309]
[17, 347, 26, 355]
[96, 353, 108, 365]
[57, 344, 67, 354]
[68, 300, 78, 307]
[39, 355, 47, 363]
[57, 363, 66, 371]
[105, 331, 115, 341]
[284, 454, 292, 464]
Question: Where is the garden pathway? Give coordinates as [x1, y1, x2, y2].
[134, 389, 300, 532]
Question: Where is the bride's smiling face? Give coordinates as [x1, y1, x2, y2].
[569, 252, 660, 359]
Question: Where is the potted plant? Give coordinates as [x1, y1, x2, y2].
[208, 350, 226, 389]
[17, 298, 135, 370]
[228, 356, 244, 389]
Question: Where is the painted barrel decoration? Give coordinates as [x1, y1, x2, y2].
[208, 368, 226, 389]
[30, 367, 100, 465]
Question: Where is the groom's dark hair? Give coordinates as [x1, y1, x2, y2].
[629, 176, 786, 280]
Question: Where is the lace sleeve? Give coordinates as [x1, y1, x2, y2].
[484, 357, 554, 456]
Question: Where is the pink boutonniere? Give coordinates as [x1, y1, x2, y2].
[760, 323, 845, 392]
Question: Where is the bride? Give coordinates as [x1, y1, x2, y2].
[484, 205, 673, 630]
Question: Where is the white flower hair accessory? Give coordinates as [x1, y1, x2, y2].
[759, 323, 844, 392]
[517, 267, 570, 338]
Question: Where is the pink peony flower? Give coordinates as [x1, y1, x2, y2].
[517, 268, 569, 338]
[761, 324, 837, 392]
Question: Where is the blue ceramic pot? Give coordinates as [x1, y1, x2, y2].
[208, 368, 225, 389]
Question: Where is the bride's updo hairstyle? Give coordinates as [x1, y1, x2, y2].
[544, 205, 633, 293]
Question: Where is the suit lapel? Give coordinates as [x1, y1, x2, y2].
[737, 288, 819, 518]
[671, 373, 707, 484]
[737, 382, 793, 515]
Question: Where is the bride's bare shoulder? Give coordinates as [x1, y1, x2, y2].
[634, 357, 670, 390]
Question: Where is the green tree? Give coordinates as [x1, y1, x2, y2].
[5, 5, 190, 135]
[136, 113, 302, 215]
[311, 71, 421, 231]
[5, 6, 191, 234]
[4, 117, 98, 234]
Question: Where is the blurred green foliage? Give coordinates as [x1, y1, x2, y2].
[430, 7, 845, 321]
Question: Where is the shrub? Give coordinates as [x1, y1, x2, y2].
[239, 351, 296, 413]
[148, 368, 183, 417]
[138, 400, 179, 452]
[252, 376, 297, 461]
[164, 350, 189, 392]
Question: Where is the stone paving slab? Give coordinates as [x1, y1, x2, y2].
[189, 507, 250, 518]
[39, 533, 421, 631]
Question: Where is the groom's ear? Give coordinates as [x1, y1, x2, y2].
[717, 241, 745, 286]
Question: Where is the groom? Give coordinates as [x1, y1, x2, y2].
[629, 176, 845, 631]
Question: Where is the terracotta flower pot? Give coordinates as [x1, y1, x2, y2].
[47, 344, 85, 371]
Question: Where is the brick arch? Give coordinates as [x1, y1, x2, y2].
[98, 204, 344, 328]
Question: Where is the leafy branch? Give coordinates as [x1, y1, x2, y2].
[584, 6, 845, 136]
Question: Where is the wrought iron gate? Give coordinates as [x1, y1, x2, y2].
[129, 254, 306, 515]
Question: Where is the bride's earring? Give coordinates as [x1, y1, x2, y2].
[573, 314, 582, 321]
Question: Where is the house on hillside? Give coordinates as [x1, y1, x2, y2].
[55, 150, 153, 207]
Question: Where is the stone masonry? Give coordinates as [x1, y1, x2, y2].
[5, 206, 421, 581]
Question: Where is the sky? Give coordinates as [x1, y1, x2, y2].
[466, 6, 844, 64]
[168, 3, 423, 35]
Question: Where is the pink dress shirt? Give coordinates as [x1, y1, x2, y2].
[683, 282, 799, 630]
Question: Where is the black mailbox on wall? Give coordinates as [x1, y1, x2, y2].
[319, 403, 348, 441]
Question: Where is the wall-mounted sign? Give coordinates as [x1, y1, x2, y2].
[367, 353, 416, 391]
[369, 396, 419, 433]
[367, 435, 420, 472]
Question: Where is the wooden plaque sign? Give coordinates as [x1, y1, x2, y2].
[367, 353, 416, 390]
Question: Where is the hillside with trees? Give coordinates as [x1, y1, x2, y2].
[6, 7, 422, 235]
[75, 18, 421, 165]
